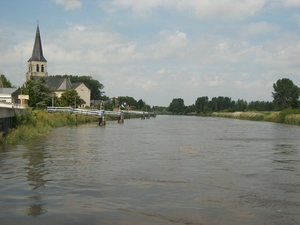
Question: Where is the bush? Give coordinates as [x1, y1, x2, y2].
[2, 109, 98, 145]
[277, 108, 300, 123]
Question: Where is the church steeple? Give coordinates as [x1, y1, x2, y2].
[28, 24, 47, 62]
[26, 22, 48, 81]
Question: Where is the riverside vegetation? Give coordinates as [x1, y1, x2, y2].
[211, 108, 300, 125]
[0, 107, 143, 145]
[0, 108, 98, 145]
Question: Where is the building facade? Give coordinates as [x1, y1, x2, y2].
[72, 83, 91, 108]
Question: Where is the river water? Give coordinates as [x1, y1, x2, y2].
[0, 115, 300, 225]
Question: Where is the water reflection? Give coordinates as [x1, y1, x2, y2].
[272, 144, 299, 171]
[27, 195, 47, 217]
[23, 144, 48, 217]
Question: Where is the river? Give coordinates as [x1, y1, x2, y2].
[0, 115, 300, 225]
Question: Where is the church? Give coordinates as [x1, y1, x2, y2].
[26, 23, 91, 108]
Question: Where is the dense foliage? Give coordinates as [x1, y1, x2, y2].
[272, 78, 300, 110]
[0, 74, 13, 88]
[165, 78, 299, 115]
[24, 77, 53, 108]
[59, 89, 80, 107]
[168, 98, 185, 114]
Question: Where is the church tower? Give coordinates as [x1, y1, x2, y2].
[26, 22, 48, 81]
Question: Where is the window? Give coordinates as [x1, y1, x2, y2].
[41, 65, 44, 72]
[37, 64, 39, 72]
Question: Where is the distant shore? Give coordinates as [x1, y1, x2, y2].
[211, 110, 300, 126]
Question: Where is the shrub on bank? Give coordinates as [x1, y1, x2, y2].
[285, 114, 300, 125]
[212, 109, 300, 126]
[3, 109, 98, 145]
[2, 108, 144, 145]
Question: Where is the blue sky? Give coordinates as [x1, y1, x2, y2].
[1, 0, 300, 106]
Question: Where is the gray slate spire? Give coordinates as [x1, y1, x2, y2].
[28, 25, 47, 62]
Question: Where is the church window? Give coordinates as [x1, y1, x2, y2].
[37, 64, 39, 72]
[41, 65, 44, 72]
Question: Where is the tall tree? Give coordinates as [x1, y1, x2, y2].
[25, 77, 52, 108]
[0, 74, 13, 87]
[137, 99, 145, 110]
[168, 98, 185, 114]
[272, 78, 300, 110]
[195, 96, 209, 113]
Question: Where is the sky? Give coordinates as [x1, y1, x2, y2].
[0, 0, 300, 107]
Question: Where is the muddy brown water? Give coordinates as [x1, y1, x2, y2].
[0, 115, 300, 224]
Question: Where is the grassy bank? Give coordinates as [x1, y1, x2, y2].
[1, 108, 99, 145]
[211, 108, 300, 125]
[1, 108, 145, 145]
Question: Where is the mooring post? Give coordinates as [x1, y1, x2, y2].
[102, 115, 106, 125]
[118, 113, 124, 123]
[99, 109, 106, 126]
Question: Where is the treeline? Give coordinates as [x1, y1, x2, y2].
[167, 78, 300, 115]
[102, 96, 152, 111]
[167, 97, 274, 115]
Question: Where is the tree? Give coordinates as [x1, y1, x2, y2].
[137, 99, 145, 110]
[168, 98, 185, 114]
[195, 96, 209, 113]
[234, 99, 247, 111]
[0, 74, 13, 87]
[59, 89, 80, 108]
[272, 78, 300, 110]
[25, 77, 52, 108]
[118, 96, 138, 109]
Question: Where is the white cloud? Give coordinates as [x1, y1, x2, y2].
[141, 80, 158, 91]
[241, 21, 280, 36]
[181, 0, 266, 20]
[108, 0, 267, 20]
[279, 0, 300, 7]
[152, 30, 188, 59]
[52, 0, 81, 11]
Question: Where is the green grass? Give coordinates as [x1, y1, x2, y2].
[3, 109, 99, 145]
[212, 109, 300, 125]
[1, 108, 145, 145]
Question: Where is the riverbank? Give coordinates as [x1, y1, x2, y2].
[0, 108, 144, 145]
[211, 108, 300, 126]
[0, 109, 101, 145]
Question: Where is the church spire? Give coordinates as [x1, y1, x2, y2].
[28, 21, 47, 62]
[26, 21, 48, 81]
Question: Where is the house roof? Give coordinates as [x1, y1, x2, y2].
[72, 82, 82, 89]
[28, 25, 47, 62]
[0, 88, 18, 94]
[45, 77, 72, 91]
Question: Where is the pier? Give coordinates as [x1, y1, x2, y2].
[46, 107, 156, 125]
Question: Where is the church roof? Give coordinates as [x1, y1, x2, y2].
[45, 77, 72, 91]
[28, 25, 47, 62]
[72, 82, 82, 89]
